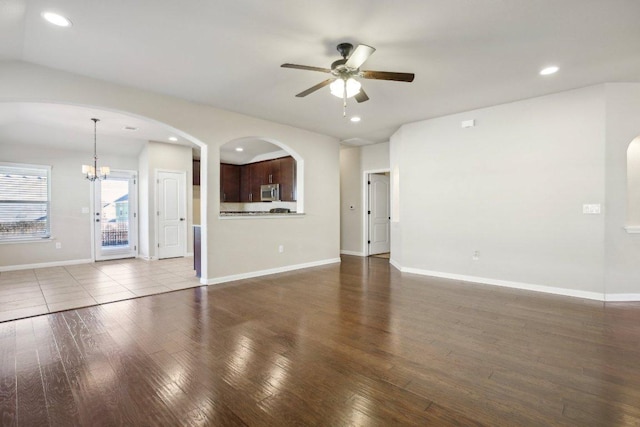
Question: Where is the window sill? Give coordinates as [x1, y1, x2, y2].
[0, 237, 54, 245]
[624, 226, 640, 234]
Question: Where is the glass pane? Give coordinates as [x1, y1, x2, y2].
[0, 165, 50, 239]
[100, 179, 129, 249]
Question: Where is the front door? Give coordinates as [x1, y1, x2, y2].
[368, 173, 390, 255]
[157, 170, 186, 259]
[94, 171, 137, 261]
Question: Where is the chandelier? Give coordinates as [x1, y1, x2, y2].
[82, 118, 110, 181]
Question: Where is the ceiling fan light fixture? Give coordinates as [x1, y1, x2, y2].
[330, 78, 361, 99]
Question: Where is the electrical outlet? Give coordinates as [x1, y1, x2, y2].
[55, 242, 62, 249]
[278, 245, 284, 253]
[472, 250, 480, 261]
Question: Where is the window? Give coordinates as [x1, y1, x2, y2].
[0, 163, 51, 241]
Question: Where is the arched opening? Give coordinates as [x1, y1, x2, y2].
[0, 101, 209, 279]
[626, 136, 640, 232]
[219, 136, 304, 214]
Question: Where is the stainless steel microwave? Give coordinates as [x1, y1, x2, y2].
[261, 184, 280, 201]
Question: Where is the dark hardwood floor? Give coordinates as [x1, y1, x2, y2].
[0, 255, 639, 426]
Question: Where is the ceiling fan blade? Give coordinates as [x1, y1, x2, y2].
[362, 70, 415, 82]
[345, 44, 376, 69]
[295, 79, 334, 97]
[355, 89, 369, 103]
[281, 63, 331, 73]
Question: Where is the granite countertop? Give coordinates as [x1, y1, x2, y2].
[220, 211, 301, 216]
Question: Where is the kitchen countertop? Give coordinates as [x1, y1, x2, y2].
[219, 211, 304, 219]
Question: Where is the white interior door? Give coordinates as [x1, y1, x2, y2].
[368, 173, 390, 255]
[94, 171, 137, 261]
[157, 170, 186, 259]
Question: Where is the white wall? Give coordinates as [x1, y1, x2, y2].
[0, 142, 138, 268]
[0, 61, 341, 281]
[339, 142, 390, 255]
[391, 85, 608, 298]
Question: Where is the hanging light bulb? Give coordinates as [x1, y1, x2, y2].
[330, 77, 361, 98]
[82, 118, 110, 181]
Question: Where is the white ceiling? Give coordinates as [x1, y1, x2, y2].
[0, 103, 190, 156]
[1, 0, 640, 145]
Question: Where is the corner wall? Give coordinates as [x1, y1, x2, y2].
[340, 142, 390, 256]
[138, 141, 193, 259]
[391, 85, 608, 299]
[603, 83, 640, 298]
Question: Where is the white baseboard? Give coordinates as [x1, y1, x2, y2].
[389, 258, 402, 271]
[0, 258, 93, 272]
[340, 250, 365, 257]
[605, 293, 640, 302]
[395, 263, 606, 301]
[206, 257, 341, 285]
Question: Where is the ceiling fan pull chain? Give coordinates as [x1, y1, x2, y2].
[343, 88, 347, 117]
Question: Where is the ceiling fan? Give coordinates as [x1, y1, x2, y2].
[281, 42, 415, 115]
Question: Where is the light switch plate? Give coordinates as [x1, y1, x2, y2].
[583, 204, 601, 214]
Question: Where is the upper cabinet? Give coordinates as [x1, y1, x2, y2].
[278, 156, 296, 201]
[221, 156, 296, 202]
[220, 163, 241, 202]
[193, 159, 201, 186]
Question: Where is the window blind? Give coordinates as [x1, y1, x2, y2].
[0, 164, 51, 240]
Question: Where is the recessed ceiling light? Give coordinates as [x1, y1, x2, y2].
[41, 11, 72, 27]
[350, 116, 361, 123]
[168, 136, 178, 142]
[235, 147, 244, 152]
[540, 66, 559, 76]
[123, 126, 138, 131]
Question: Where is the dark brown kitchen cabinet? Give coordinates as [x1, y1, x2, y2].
[193, 159, 201, 186]
[229, 155, 297, 203]
[249, 162, 265, 202]
[240, 164, 252, 202]
[220, 163, 241, 202]
[278, 156, 296, 201]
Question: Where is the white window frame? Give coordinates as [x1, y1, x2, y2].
[0, 162, 52, 243]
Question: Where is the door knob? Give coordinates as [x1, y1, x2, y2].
[180, 218, 185, 221]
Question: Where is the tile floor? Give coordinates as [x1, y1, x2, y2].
[0, 257, 201, 323]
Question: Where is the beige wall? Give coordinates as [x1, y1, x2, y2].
[340, 146, 361, 254]
[391, 85, 609, 297]
[139, 141, 194, 258]
[0, 61, 340, 281]
[603, 83, 640, 296]
[339, 142, 390, 255]
[0, 142, 138, 268]
[627, 138, 640, 225]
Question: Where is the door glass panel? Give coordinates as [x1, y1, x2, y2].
[99, 179, 130, 250]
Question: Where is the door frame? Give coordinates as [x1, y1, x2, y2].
[91, 169, 138, 261]
[362, 168, 391, 256]
[154, 168, 188, 260]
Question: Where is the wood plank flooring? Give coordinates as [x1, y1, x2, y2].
[0, 255, 639, 426]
